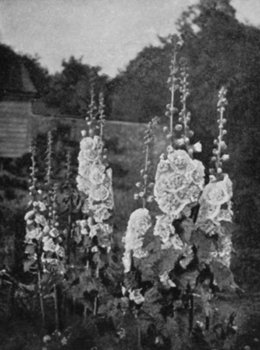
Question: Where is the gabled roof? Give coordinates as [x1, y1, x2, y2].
[0, 44, 37, 97]
[2, 62, 37, 95]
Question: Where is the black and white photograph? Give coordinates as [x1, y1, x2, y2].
[0, 1, 260, 349]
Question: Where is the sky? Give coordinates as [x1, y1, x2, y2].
[0, 0, 260, 78]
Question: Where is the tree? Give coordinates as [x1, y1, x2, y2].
[110, 45, 173, 123]
[177, 0, 260, 287]
[44, 56, 109, 117]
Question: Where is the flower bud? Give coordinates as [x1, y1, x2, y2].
[176, 138, 185, 146]
[217, 167, 222, 174]
[222, 154, 230, 161]
[163, 126, 168, 132]
[134, 194, 139, 200]
[193, 142, 202, 153]
[167, 145, 174, 153]
[188, 148, 193, 156]
[81, 130, 87, 137]
[175, 124, 183, 131]
[136, 182, 142, 188]
[220, 141, 227, 150]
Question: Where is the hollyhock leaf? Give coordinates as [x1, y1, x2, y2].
[180, 218, 195, 243]
[177, 270, 199, 290]
[25, 244, 36, 255]
[24, 259, 36, 272]
[192, 230, 216, 264]
[158, 246, 181, 275]
[210, 261, 237, 291]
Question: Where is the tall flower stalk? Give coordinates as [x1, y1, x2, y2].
[211, 86, 229, 179]
[165, 35, 182, 146]
[25, 141, 46, 327]
[135, 117, 158, 208]
[76, 88, 114, 315]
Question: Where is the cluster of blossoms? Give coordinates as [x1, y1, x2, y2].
[196, 87, 233, 236]
[24, 138, 66, 274]
[154, 214, 183, 250]
[24, 198, 65, 273]
[154, 148, 205, 219]
[121, 46, 234, 315]
[196, 174, 233, 235]
[211, 234, 233, 267]
[76, 133, 113, 251]
[122, 208, 151, 273]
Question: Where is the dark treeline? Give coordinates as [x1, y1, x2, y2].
[1, 0, 260, 287]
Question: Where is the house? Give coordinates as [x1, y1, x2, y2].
[0, 59, 37, 158]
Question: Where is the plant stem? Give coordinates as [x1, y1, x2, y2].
[66, 192, 73, 264]
[54, 284, 59, 331]
[84, 305, 87, 322]
[37, 269, 45, 328]
[188, 293, 194, 333]
[94, 296, 98, 316]
[137, 322, 142, 349]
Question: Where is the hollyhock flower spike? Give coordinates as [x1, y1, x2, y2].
[122, 208, 151, 272]
[197, 173, 233, 227]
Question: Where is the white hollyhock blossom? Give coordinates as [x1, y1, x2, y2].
[154, 214, 175, 243]
[93, 206, 111, 223]
[89, 163, 106, 185]
[25, 227, 43, 242]
[129, 289, 145, 304]
[154, 149, 205, 217]
[76, 220, 89, 235]
[211, 235, 232, 267]
[196, 174, 233, 228]
[133, 247, 148, 259]
[122, 251, 132, 273]
[42, 236, 56, 252]
[32, 201, 46, 212]
[24, 210, 35, 221]
[160, 271, 176, 288]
